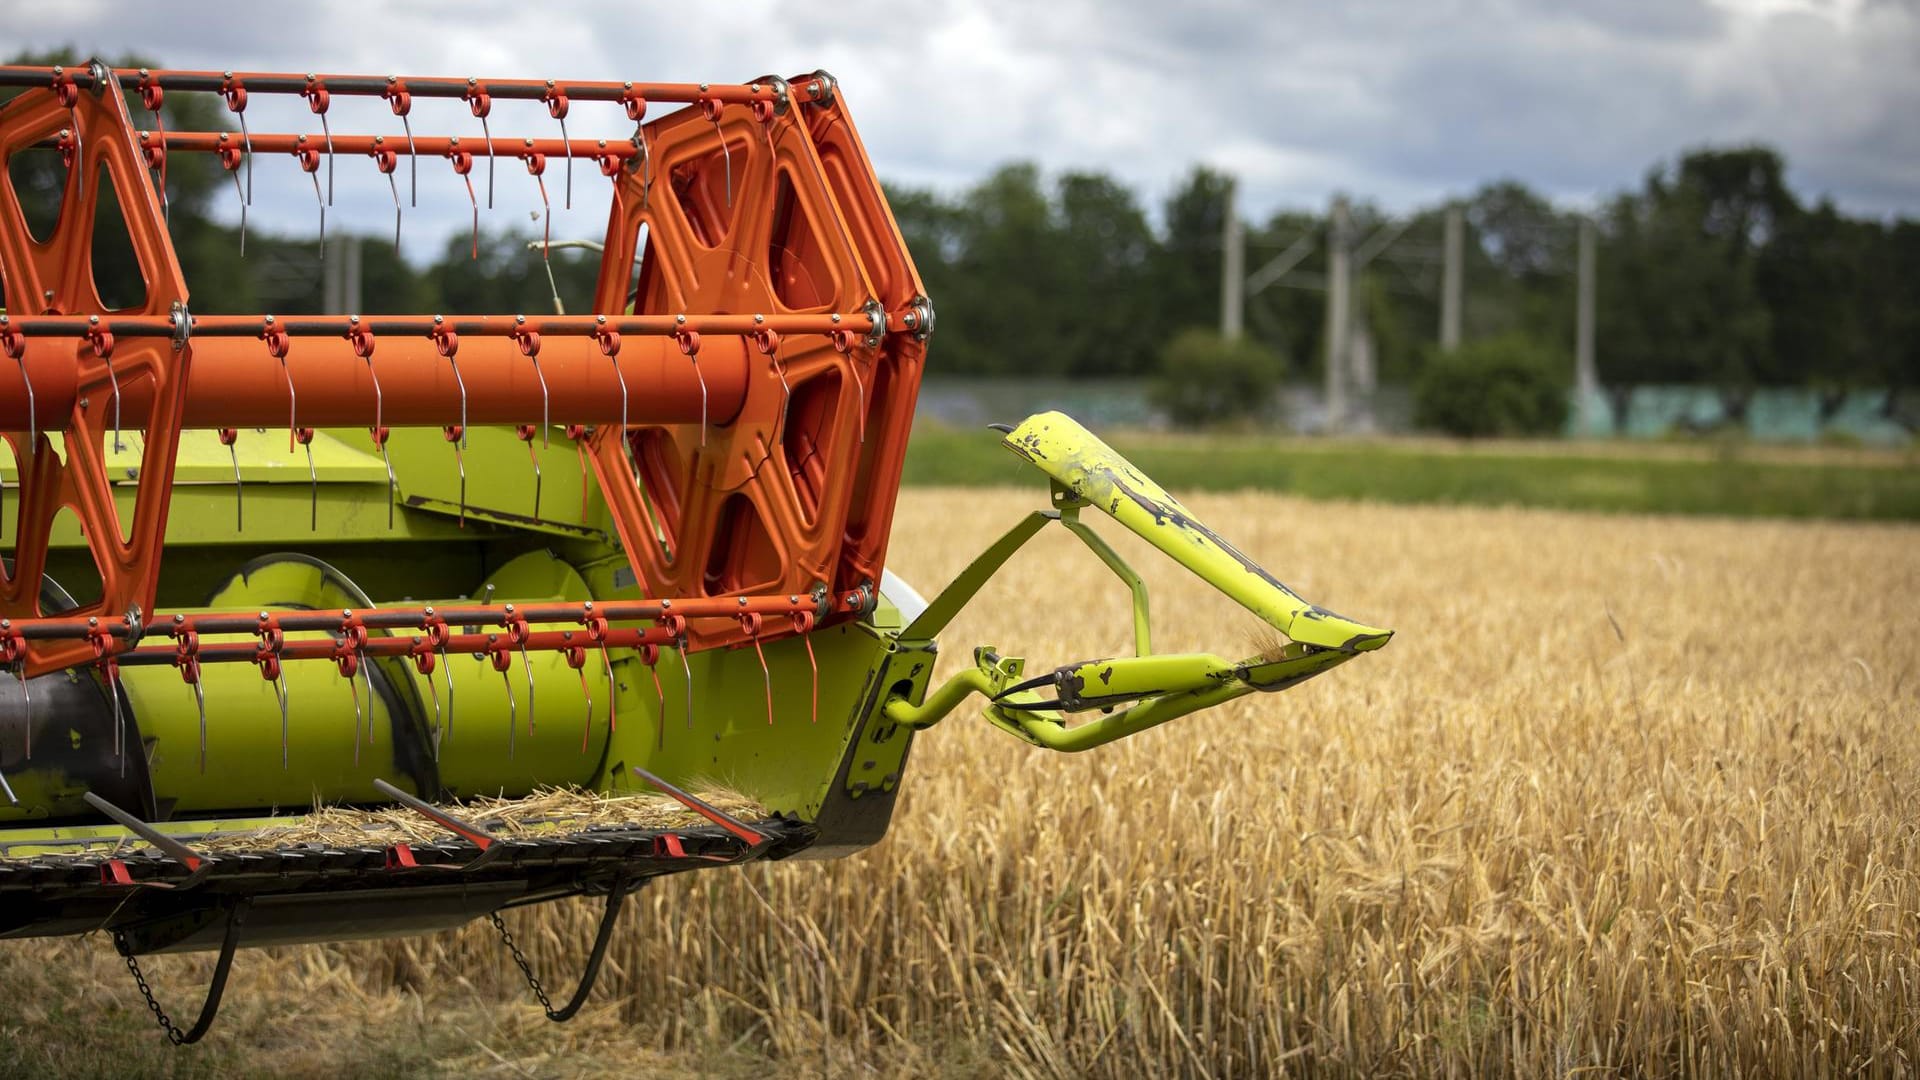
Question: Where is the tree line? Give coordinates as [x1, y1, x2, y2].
[8, 50, 1917, 434]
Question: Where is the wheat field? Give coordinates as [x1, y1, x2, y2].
[3, 487, 1917, 1078]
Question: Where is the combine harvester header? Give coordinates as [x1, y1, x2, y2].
[0, 60, 1388, 1043]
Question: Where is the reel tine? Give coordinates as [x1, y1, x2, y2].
[647, 651, 665, 751]
[558, 112, 572, 209]
[403, 112, 417, 208]
[191, 676, 207, 774]
[347, 658, 362, 765]
[233, 165, 246, 256]
[578, 662, 592, 753]
[13, 349, 36, 463]
[481, 113, 495, 208]
[603, 638, 620, 738]
[755, 634, 772, 725]
[462, 170, 478, 259]
[450, 428, 466, 527]
[518, 426, 542, 521]
[641, 125, 656, 210]
[219, 428, 241, 530]
[239, 111, 252, 205]
[502, 660, 517, 759]
[362, 650, 376, 745]
[803, 627, 818, 724]
[108, 660, 124, 774]
[676, 637, 693, 730]
[702, 100, 732, 207]
[518, 637, 535, 734]
[15, 659, 30, 761]
[309, 161, 326, 253]
[297, 427, 317, 531]
[442, 638, 455, 745]
[87, 319, 123, 455]
[275, 667, 289, 769]
[320, 109, 334, 206]
[380, 436, 396, 529]
[387, 168, 401, 250]
[0, 764, 15, 805]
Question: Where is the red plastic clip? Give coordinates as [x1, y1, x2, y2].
[84, 321, 113, 360]
[136, 71, 163, 114]
[346, 319, 376, 359]
[51, 69, 79, 110]
[380, 77, 411, 117]
[218, 74, 246, 114]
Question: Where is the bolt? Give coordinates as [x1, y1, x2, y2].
[699, 83, 710, 92]
[904, 312, 918, 327]
[374, 135, 385, 144]
[449, 135, 460, 145]
[387, 75, 397, 84]
[432, 314, 443, 324]
[515, 314, 526, 324]
[595, 315, 606, 324]
[675, 314, 687, 324]
[222, 70, 233, 80]
[753, 313, 765, 323]
[306, 73, 316, 81]
[173, 614, 184, 624]
[264, 314, 275, 324]
[738, 597, 748, 606]
[467, 77, 478, 86]
[298, 134, 308, 143]
[138, 68, 149, 77]
[350, 314, 361, 324]
[139, 130, 149, 139]
[259, 611, 269, 620]
[88, 315, 98, 325]
[831, 314, 842, 324]
[424, 606, 435, 616]
[661, 599, 673, 609]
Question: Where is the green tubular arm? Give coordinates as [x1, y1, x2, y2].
[889, 413, 1392, 751]
[1006, 412, 1391, 652]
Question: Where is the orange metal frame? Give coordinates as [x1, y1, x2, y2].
[0, 63, 929, 674]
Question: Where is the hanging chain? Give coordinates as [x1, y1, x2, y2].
[117, 935, 189, 1045]
[489, 911, 557, 1018]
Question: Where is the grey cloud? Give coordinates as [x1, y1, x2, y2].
[6, 0, 1913, 261]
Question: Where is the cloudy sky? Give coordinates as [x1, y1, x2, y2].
[12, 0, 1918, 259]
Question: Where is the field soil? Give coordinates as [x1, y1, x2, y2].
[3, 488, 1916, 1078]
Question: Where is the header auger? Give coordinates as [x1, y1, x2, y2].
[0, 60, 1388, 1043]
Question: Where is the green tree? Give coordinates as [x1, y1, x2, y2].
[1151, 329, 1285, 428]
[1413, 335, 1569, 437]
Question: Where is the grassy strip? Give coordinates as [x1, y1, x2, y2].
[904, 424, 1920, 520]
